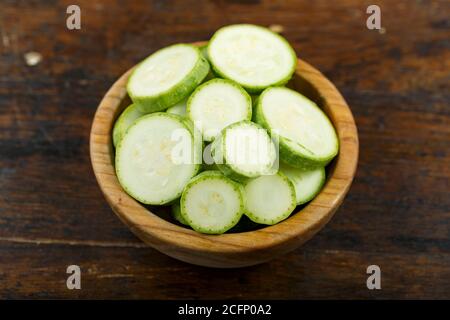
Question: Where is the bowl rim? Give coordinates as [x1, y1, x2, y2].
[90, 42, 359, 259]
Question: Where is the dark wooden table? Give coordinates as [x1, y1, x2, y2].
[0, 0, 449, 299]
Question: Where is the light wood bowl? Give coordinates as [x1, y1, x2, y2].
[90, 42, 359, 268]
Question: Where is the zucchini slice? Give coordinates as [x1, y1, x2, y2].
[127, 44, 210, 113]
[244, 172, 296, 225]
[211, 120, 276, 182]
[279, 162, 326, 205]
[199, 43, 209, 61]
[115, 113, 202, 205]
[171, 201, 189, 226]
[166, 99, 187, 117]
[187, 79, 252, 141]
[256, 87, 339, 169]
[208, 24, 297, 92]
[180, 171, 244, 234]
[112, 104, 145, 147]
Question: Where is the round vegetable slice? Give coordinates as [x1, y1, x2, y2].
[127, 44, 210, 113]
[244, 172, 296, 225]
[255, 87, 339, 169]
[115, 113, 202, 205]
[166, 99, 187, 117]
[187, 79, 252, 141]
[279, 162, 326, 205]
[180, 171, 244, 234]
[199, 43, 209, 61]
[171, 201, 189, 226]
[211, 120, 276, 182]
[208, 24, 297, 92]
[112, 104, 145, 147]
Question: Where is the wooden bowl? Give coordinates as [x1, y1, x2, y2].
[90, 42, 358, 268]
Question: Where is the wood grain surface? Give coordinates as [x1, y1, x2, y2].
[0, 0, 449, 298]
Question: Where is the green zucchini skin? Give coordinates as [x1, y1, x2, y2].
[171, 201, 189, 226]
[199, 43, 209, 61]
[112, 104, 145, 147]
[207, 24, 297, 93]
[127, 44, 210, 114]
[255, 88, 339, 169]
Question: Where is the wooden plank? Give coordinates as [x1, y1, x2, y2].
[0, 0, 449, 297]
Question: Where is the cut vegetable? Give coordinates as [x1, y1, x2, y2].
[199, 43, 209, 61]
[256, 87, 338, 169]
[127, 44, 210, 113]
[211, 120, 276, 182]
[172, 201, 189, 226]
[112, 104, 145, 147]
[244, 172, 296, 225]
[187, 79, 252, 141]
[166, 99, 187, 117]
[208, 24, 297, 92]
[180, 171, 244, 234]
[279, 162, 326, 205]
[115, 113, 202, 205]
[201, 143, 218, 171]
[198, 43, 218, 81]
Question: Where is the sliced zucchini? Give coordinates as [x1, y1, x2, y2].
[127, 44, 210, 113]
[180, 171, 244, 234]
[187, 79, 252, 141]
[198, 43, 218, 80]
[199, 43, 209, 61]
[244, 172, 296, 225]
[279, 162, 326, 205]
[201, 143, 218, 171]
[208, 24, 297, 92]
[115, 113, 202, 205]
[112, 104, 145, 147]
[256, 87, 339, 169]
[166, 99, 187, 117]
[171, 201, 189, 226]
[211, 120, 276, 182]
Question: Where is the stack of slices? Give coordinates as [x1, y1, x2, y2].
[113, 24, 339, 234]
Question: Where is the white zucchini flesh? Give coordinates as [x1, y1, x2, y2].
[187, 79, 251, 141]
[279, 162, 326, 205]
[115, 113, 201, 205]
[166, 99, 187, 117]
[256, 87, 338, 168]
[112, 104, 145, 147]
[127, 44, 209, 113]
[181, 171, 244, 234]
[244, 172, 296, 225]
[208, 24, 297, 92]
[212, 120, 276, 181]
